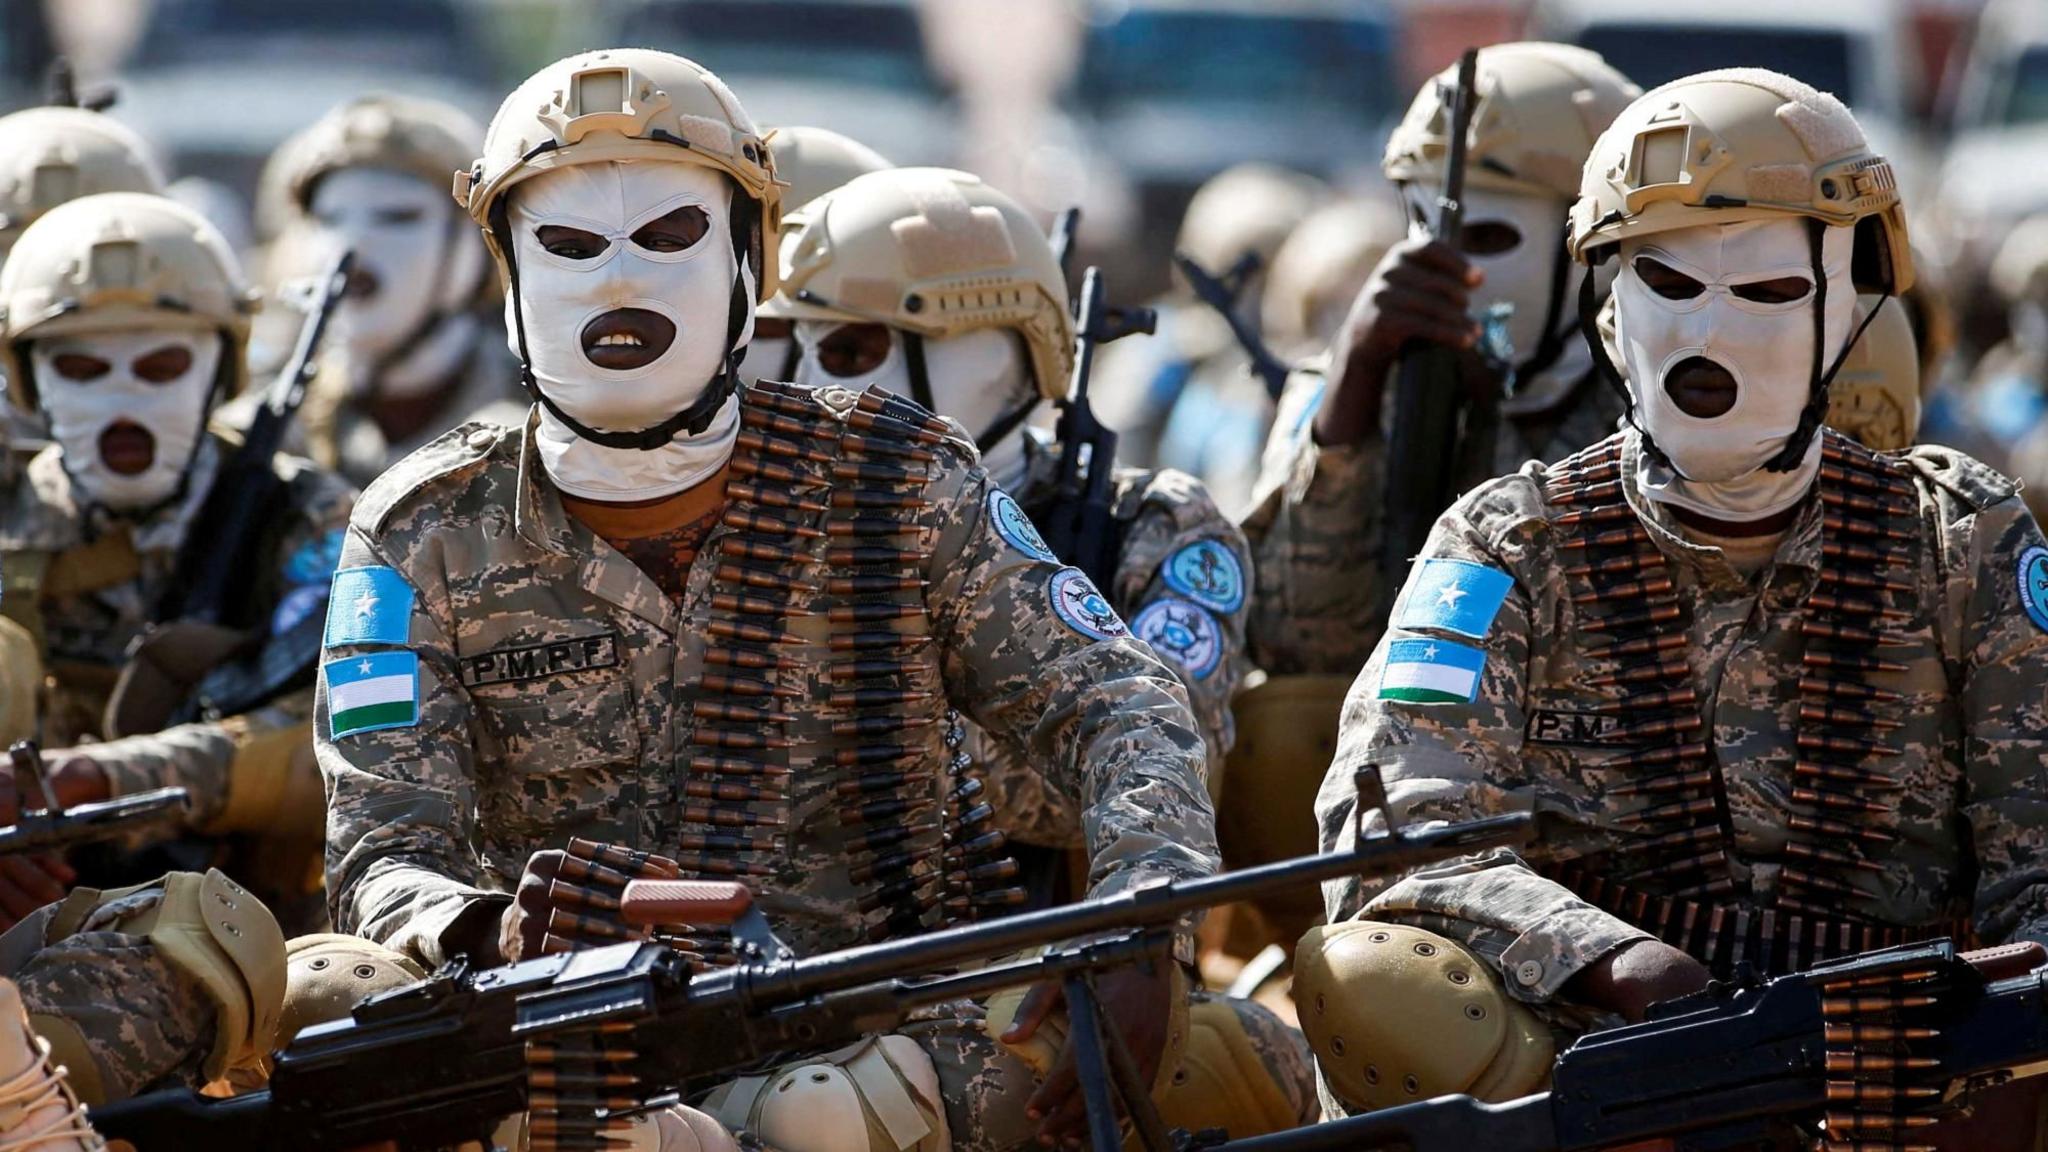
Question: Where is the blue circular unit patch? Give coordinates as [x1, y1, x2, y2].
[1049, 567, 1128, 641]
[1162, 538, 1245, 614]
[988, 487, 1058, 563]
[1132, 597, 1222, 679]
[2019, 546, 2048, 635]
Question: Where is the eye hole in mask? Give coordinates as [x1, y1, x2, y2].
[132, 345, 194, 383]
[1728, 276, 1812, 305]
[816, 323, 893, 378]
[1633, 255, 1705, 301]
[537, 223, 607, 260]
[1461, 220, 1522, 257]
[371, 204, 427, 226]
[50, 353, 110, 382]
[632, 204, 710, 254]
[754, 317, 793, 341]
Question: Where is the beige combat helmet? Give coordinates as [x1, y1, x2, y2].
[1385, 42, 1640, 203]
[1260, 198, 1405, 352]
[0, 107, 165, 259]
[767, 125, 891, 215]
[0, 191, 257, 410]
[1568, 69, 1913, 295]
[259, 92, 485, 237]
[1174, 163, 1327, 288]
[455, 48, 783, 301]
[1825, 296, 1921, 452]
[771, 167, 1075, 401]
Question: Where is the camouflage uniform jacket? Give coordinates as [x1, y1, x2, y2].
[1315, 427, 2048, 1006]
[978, 439, 1251, 847]
[0, 435, 354, 829]
[1241, 364, 1623, 677]
[316, 383, 1219, 968]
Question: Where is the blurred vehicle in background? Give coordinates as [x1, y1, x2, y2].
[107, 0, 500, 220]
[1525, 0, 1926, 198]
[1931, 0, 2048, 356]
[607, 0, 960, 169]
[1062, 0, 1400, 294]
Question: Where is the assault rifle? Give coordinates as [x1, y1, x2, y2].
[0, 740, 184, 856]
[1213, 937, 2048, 1152]
[102, 247, 355, 739]
[1173, 250, 1294, 402]
[1050, 205, 1081, 290]
[1379, 47, 1499, 616]
[1040, 265, 1155, 590]
[92, 769, 1530, 1152]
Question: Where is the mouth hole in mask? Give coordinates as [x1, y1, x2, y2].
[98, 420, 156, 476]
[50, 353, 110, 382]
[1633, 256, 1705, 301]
[1461, 220, 1521, 257]
[580, 307, 677, 371]
[816, 323, 893, 378]
[1663, 356, 1739, 419]
[343, 262, 381, 302]
[132, 345, 194, 383]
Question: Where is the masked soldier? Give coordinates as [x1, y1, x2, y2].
[1293, 71, 2048, 1144]
[0, 193, 353, 929]
[0, 105, 166, 447]
[1241, 42, 1640, 682]
[736, 124, 893, 389]
[316, 49, 1219, 1152]
[766, 166, 1312, 1134]
[238, 94, 522, 489]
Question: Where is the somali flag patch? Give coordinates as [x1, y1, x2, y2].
[1394, 558, 1514, 640]
[1378, 636, 1486, 705]
[325, 651, 421, 738]
[324, 566, 413, 648]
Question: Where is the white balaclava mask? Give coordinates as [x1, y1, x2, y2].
[792, 322, 1033, 491]
[737, 317, 796, 386]
[1614, 217, 1858, 522]
[1402, 180, 1594, 411]
[33, 325, 223, 513]
[506, 160, 753, 502]
[311, 166, 487, 401]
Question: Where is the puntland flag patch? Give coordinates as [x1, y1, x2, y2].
[325, 650, 421, 738]
[1377, 635, 1485, 704]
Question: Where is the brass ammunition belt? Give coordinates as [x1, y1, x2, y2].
[1543, 860, 1973, 979]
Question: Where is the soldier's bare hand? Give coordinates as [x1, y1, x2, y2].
[1005, 965, 1174, 1146]
[0, 854, 74, 929]
[1316, 237, 1484, 446]
[1567, 939, 1709, 1023]
[0, 753, 110, 825]
[499, 850, 570, 963]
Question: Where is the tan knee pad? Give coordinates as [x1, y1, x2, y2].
[278, 933, 426, 1044]
[1153, 996, 1302, 1140]
[616, 1105, 740, 1152]
[1294, 921, 1552, 1114]
[45, 869, 285, 1084]
[0, 618, 40, 751]
[702, 1036, 949, 1152]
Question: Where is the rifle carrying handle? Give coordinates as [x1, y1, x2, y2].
[620, 880, 753, 927]
[1961, 941, 2047, 982]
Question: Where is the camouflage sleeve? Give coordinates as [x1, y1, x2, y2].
[1112, 476, 1252, 766]
[76, 467, 356, 832]
[1312, 478, 1643, 1001]
[929, 460, 1220, 898]
[1239, 368, 1388, 676]
[1952, 496, 2048, 945]
[314, 527, 501, 969]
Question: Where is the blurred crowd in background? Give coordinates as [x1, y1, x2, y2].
[25, 0, 2048, 515]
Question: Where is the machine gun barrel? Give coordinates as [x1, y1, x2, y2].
[0, 741, 186, 856]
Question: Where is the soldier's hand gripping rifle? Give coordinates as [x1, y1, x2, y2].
[91, 769, 1531, 1152]
[1204, 937, 2048, 1152]
[101, 248, 355, 739]
[1379, 47, 1501, 615]
[0, 740, 185, 856]
[1173, 250, 1295, 403]
[1040, 265, 1156, 589]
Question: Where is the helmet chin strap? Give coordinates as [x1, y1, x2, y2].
[491, 194, 754, 452]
